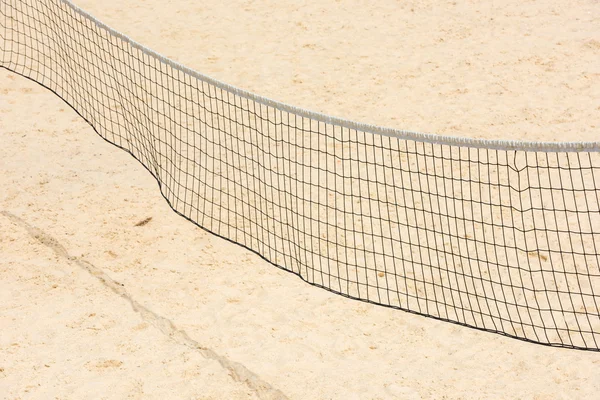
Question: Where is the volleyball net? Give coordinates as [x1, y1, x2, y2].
[2, 0, 599, 351]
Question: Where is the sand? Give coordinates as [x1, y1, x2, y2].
[1, 0, 600, 399]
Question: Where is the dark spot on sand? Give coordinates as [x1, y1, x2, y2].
[134, 217, 152, 227]
[528, 251, 548, 262]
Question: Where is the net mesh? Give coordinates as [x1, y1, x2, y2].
[2, 0, 599, 351]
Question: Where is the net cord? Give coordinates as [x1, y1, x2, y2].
[48, 0, 600, 153]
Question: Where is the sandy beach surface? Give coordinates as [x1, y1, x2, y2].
[1, 0, 600, 399]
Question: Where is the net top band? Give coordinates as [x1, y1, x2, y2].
[53, 0, 600, 152]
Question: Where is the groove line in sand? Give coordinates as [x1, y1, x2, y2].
[1, 210, 289, 400]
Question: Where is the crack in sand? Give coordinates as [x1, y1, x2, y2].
[1, 210, 288, 400]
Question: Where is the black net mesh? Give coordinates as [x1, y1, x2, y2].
[2, 0, 599, 351]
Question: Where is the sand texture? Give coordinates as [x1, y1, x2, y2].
[1, 0, 600, 399]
